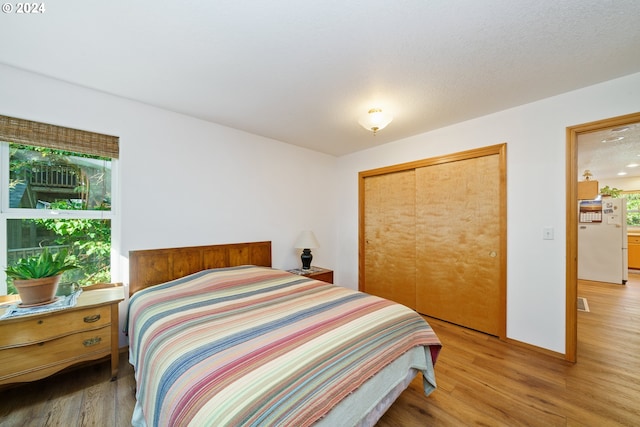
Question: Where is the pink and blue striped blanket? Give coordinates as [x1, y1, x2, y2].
[128, 266, 441, 426]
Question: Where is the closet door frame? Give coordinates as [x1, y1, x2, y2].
[359, 143, 507, 339]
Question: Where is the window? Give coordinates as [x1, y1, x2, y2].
[624, 191, 640, 227]
[0, 115, 118, 295]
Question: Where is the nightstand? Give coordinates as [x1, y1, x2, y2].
[287, 266, 334, 284]
[0, 285, 124, 386]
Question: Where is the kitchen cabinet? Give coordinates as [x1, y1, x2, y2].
[628, 235, 640, 269]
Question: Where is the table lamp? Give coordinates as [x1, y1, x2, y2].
[294, 231, 319, 270]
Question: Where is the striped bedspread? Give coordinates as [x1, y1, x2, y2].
[128, 266, 441, 426]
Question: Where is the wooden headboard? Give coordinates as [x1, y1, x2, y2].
[128, 241, 272, 296]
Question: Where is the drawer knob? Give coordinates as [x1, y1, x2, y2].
[83, 337, 102, 347]
[83, 314, 101, 323]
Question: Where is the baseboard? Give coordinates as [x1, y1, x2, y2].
[504, 337, 566, 361]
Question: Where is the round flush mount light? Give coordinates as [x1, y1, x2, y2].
[617, 171, 628, 176]
[358, 108, 393, 135]
[601, 136, 625, 143]
[626, 163, 639, 168]
[611, 126, 630, 132]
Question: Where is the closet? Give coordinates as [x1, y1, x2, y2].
[359, 144, 506, 337]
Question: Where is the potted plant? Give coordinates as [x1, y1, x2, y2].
[5, 248, 78, 306]
[600, 185, 622, 198]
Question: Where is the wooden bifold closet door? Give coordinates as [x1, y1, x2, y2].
[360, 145, 506, 338]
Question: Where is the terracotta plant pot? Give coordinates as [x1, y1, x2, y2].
[13, 275, 62, 306]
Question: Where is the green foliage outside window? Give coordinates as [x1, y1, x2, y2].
[30, 201, 111, 285]
[6, 217, 111, 295]
[6, 144, 112, 294]
[626, 192, 640, 227]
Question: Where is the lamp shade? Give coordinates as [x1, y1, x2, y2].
[358, 108, 393, 134]
[294, 231, 319, 249]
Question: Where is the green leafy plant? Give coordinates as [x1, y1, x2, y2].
[5, 248, 78, 280]
[600, 185, 622, 198]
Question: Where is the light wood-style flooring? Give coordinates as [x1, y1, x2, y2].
[378, 273, 640, 426]
[1, 275, 639, 426]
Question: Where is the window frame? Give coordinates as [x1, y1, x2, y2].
[0, 117, 119, 295]
[623, 190, 640, 231]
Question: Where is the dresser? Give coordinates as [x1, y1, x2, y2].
[0, 285, 124, 386]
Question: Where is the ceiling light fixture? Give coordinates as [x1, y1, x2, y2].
[358, 108, 393, 135]
[611, 126, 630, 132]
[601, 136, 624, 143]
[626, 163, 639, 168]
[617, 171, 627, 176]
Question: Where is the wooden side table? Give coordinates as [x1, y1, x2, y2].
[288, 266, 334, 284]
[0, 285, 124, 386]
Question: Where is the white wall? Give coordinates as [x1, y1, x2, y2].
[117, 97, 338, 270]
[0, 64, 338, 346]
[3, 61, 640, 355]
[335, 72, 640, 354]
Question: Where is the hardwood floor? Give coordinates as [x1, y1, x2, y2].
[378, 273, 640, 426]
[1, 275, 639, 426]
[0, 354, 136, 427]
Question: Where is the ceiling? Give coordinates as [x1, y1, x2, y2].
[1, 1, 640, 156]
[578, 121, 640, 181]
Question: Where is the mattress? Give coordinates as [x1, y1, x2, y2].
[128, 266, 441, 426]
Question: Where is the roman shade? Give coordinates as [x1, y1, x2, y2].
[0, 115, 118, 159]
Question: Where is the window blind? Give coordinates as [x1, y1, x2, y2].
[0, 115, 119, 159]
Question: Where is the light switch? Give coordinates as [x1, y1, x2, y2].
[543, 227, 554, 240]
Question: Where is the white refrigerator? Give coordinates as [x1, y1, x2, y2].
[578, 198, 628, 284]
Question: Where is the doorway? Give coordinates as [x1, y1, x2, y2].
[566, 111, 640, 362]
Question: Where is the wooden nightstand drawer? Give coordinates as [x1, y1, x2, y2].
[0, 305, 111, 348]
[309, 270, 333, 283]
[288, 267, 334, 284]
[0, 326, 111, 383]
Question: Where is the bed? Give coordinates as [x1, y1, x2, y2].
[127, 241, 441, 426]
